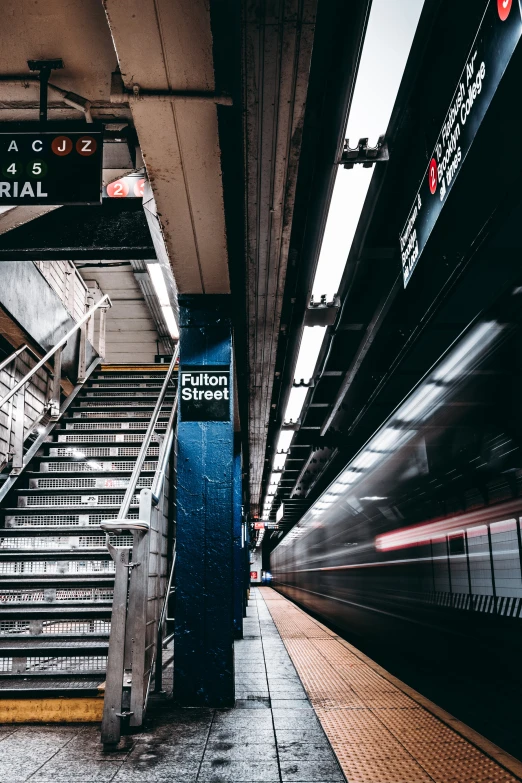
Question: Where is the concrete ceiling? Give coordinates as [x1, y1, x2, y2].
[243, 0, 317, 514]
[0, 0, 231, 297]
[102, 0, 230, 294]
[0, 0, 123, 120]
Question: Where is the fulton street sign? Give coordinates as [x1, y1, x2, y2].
[179, 367, 231, 422]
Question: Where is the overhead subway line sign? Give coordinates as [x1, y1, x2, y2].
[400, 0, 522, 287]
[0, 123, 103, 205]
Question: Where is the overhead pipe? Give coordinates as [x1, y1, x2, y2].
[0, 75, 93, 121]
[110, 83, 233, 106]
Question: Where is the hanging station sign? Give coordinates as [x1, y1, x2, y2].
[400, 0, 522, 287]
[179, 366, 231, 422]
[0, 123, 103, 205]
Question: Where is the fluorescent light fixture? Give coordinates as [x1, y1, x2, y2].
[330, 482, 347, 494]
[147, 263, 170, 306]
[277, 430, 294, 452]
[312, 0, 425, 302]
[161, 305, 179, 340]
[276, 505, 284, 522]
[147, 263, 179, 339]
[339, 470, 358, 484]
[369, 427, 404, 453]
[313, 168, 374, 302]
[352, 450, 381, 470]
[397, 383, 442, 423]
[433, 322, 502, 383]
[269, 472, 282, 486]
[361, 496, 387, 501]
[273, 452, 287, 471]
[293, 326, 327, 383]
[284, 386, 309, 424]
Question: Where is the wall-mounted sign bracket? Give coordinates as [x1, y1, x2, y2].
[27, 59, 64, 123]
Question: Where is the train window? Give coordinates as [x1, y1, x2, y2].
[448, 534, 465, 556]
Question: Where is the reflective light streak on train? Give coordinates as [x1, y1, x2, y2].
[375, 499, 522, 551]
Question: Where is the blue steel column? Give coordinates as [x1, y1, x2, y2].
[174, 295, 235, 707]
[233, 437, 243, 639]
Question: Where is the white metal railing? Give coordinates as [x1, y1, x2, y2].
[100, 348, 178, 749]
[0, 294, 111, 474]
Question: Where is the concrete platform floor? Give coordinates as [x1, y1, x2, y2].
[0, 589, 344, 783]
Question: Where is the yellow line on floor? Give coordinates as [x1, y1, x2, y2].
[0, 697, 104, 723]
[259, 586, 522, 783]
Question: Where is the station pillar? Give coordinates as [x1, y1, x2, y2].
[174, 295, 235, 707]
[233, 437, 243, 639]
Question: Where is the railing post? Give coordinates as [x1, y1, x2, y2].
[11, 387, 25, 474]
[128, 488, 152, 728]
[98, 304, 108, 360]
[49, 346, 62, 420]
[86, 293, 95, 345]
[78, 320, 87, 382]
[101, 546, 130, 750]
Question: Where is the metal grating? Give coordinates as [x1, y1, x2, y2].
[0, 587, 113, 603]
[85, 391, 169, 398]
[24, 494, 140, 507]
[6, 513, 139, 527]
[0, 535, 131, 550]
[58, 433, 157, 443]
[260, 588, 520, 783]
[46, 460, 158, 472]
[79, 401, 172, 408]
[0, 561, 114, 575]
[42, 620, 111, 634]
[73, 409, 170, 418]
[50, 446, 159, 457]
[66, 422, 167, 430]
[30, 476, 153, 489]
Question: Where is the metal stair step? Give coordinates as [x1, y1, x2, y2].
[27, 473, 154, 489]
[0, 575, 115, 588]
[0, 549, 111, 561]
[69, 405, 172, 415]
[0, 606, 112, 619]
[0, 531, 132, 550]
[0, 639, 109, 655]
[0, 676, 105, 697]
[80, 391, 176, 400]
[3, 510, 139, 527]
[60, 420, 168, 431]
[45, 446, 160, 458]
[0, 657, 107, 677]
[15, 490, 141, 509]
[55, 433, 160, 444]
[0, 596, 114, 612]
[36, 461, 158, 474]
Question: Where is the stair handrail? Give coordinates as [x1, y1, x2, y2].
[0, 293, 112, 410]
[117, 346, 179, 522]
[101, 350, 179, 748]
[151, 387, 178, 505]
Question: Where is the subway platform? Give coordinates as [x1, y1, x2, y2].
[0, 587, 520, 783]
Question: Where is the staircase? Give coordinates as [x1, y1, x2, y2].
[0, 365, 174, 720]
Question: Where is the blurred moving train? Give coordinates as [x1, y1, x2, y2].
[271, 285, 522, 738]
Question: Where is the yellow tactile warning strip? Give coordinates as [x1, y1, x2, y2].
[259, 587, 522, 783]
[0, 697, 104, 722]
